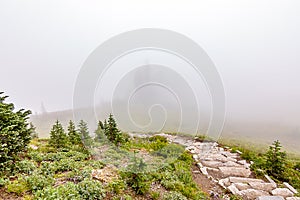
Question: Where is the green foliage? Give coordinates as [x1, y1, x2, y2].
[94, 120, 106, 142]
[0, 177, 8, 187]
[121, 155, 151, 195]
[77, 179, 106, 199]
[26, 173, 55, 192]
[30, 123, 38, 139]
[150, 191, 160, 200]
[104, 114, 126, 146]
[49, 120, 68, 148]
[78, 120, 93, 147]
[107, 179, 126, 194]
[6, 178, 29, 195]
[163, 191, 187, 200]
[153, 143, 185, 159]
[16, 159, 36, 175]
[265, 140, 287, 180]
[67, 120, 81, 145]
[0, 92, 33, 173]
[34, 182, 81, 200]
[294, 162, 300, 172]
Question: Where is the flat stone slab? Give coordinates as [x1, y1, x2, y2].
[256, 196, 284, 200]
[229, 177, 265, 184]
[234, 182, 251, 191]
[249, 182, 276, 192]
[283, 182, 298, 194]
[228, 184, 240, 195]
[240, 189, 269, 199]
[219, 167, 251, 177]
[271, 188, 294, 198]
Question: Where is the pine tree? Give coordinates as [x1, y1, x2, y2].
[265, 140, 287, 179]
[30, 122, 38, 139]
[67, 120, 81, 144]
[0, 92, 33, 170]
[78, 120, 92, 147]
[104, 114, 124, 146]
[49, 120, 67, 148]
[94, 120, 105, 142]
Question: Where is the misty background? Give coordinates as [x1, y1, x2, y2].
[1, 1, 300, 153]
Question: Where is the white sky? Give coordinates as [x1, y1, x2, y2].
[1, 0, 300, 126]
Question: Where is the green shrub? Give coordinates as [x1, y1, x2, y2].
[0, 93, 33, 173]
[49, 120, 68, 148]
[6, 178, 29, 195]
[265, 140, 287, 180]
[107, 179, 126, 194]
[16, 159, 36, 175]
[163, 191, 187, 200]
[0, 177, 8, 187]
[153, 144, 184, 159]
[150, 191, 160, 200]
[26, 173, 54, 192]
[77, 179, 106, 199]
[34, 182, 81, 200]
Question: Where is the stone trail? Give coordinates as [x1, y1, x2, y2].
[185, 141, 299, 200]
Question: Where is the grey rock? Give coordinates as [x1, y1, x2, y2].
[271, 188, 294, 198]
[228, 184, 240, 195]
[229, 177, 264, 184]
[256, 196, 284, 200]
[240, 189, 269, 200]
[283, 182, 298, 194]
[219, 167, 251, 177]
[202, 160, 224, 168]
[234, 182, 251, 191]
[264, 175, 277, 188]
[249, 182, 276, 192]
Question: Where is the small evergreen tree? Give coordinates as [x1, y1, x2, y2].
[30, 122, 38, 139]
[104, 114, 124, 146]
[265, 140, 287, 179]
[67, 120, 81, 144]
[0, 92, 33, 171]
[49, 120, 67, 148]
[78, 120, 92, 147]
[94, 120, 105, 142]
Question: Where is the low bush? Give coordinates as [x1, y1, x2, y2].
[77, 179, 106, 199]
[6, 178, 29, 195]
[163, 191, 187, 200]
[16, 160, 36, 175]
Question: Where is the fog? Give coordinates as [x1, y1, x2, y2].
[1, 1, 300, 152]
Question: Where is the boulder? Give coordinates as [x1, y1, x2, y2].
[219, 167, 251, 177]
[271, 188, 294, 198]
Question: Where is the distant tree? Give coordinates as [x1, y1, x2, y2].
[78, 120, 92, 147]
[49, 120, 67, 148]
[30, 122, 38, 139]
[265, 140, 287, 179]
[104, 114, 124, 146]
[94, 120, 106, 142]
[0, 92, 33, 171]
[67, 120, 81, 144]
